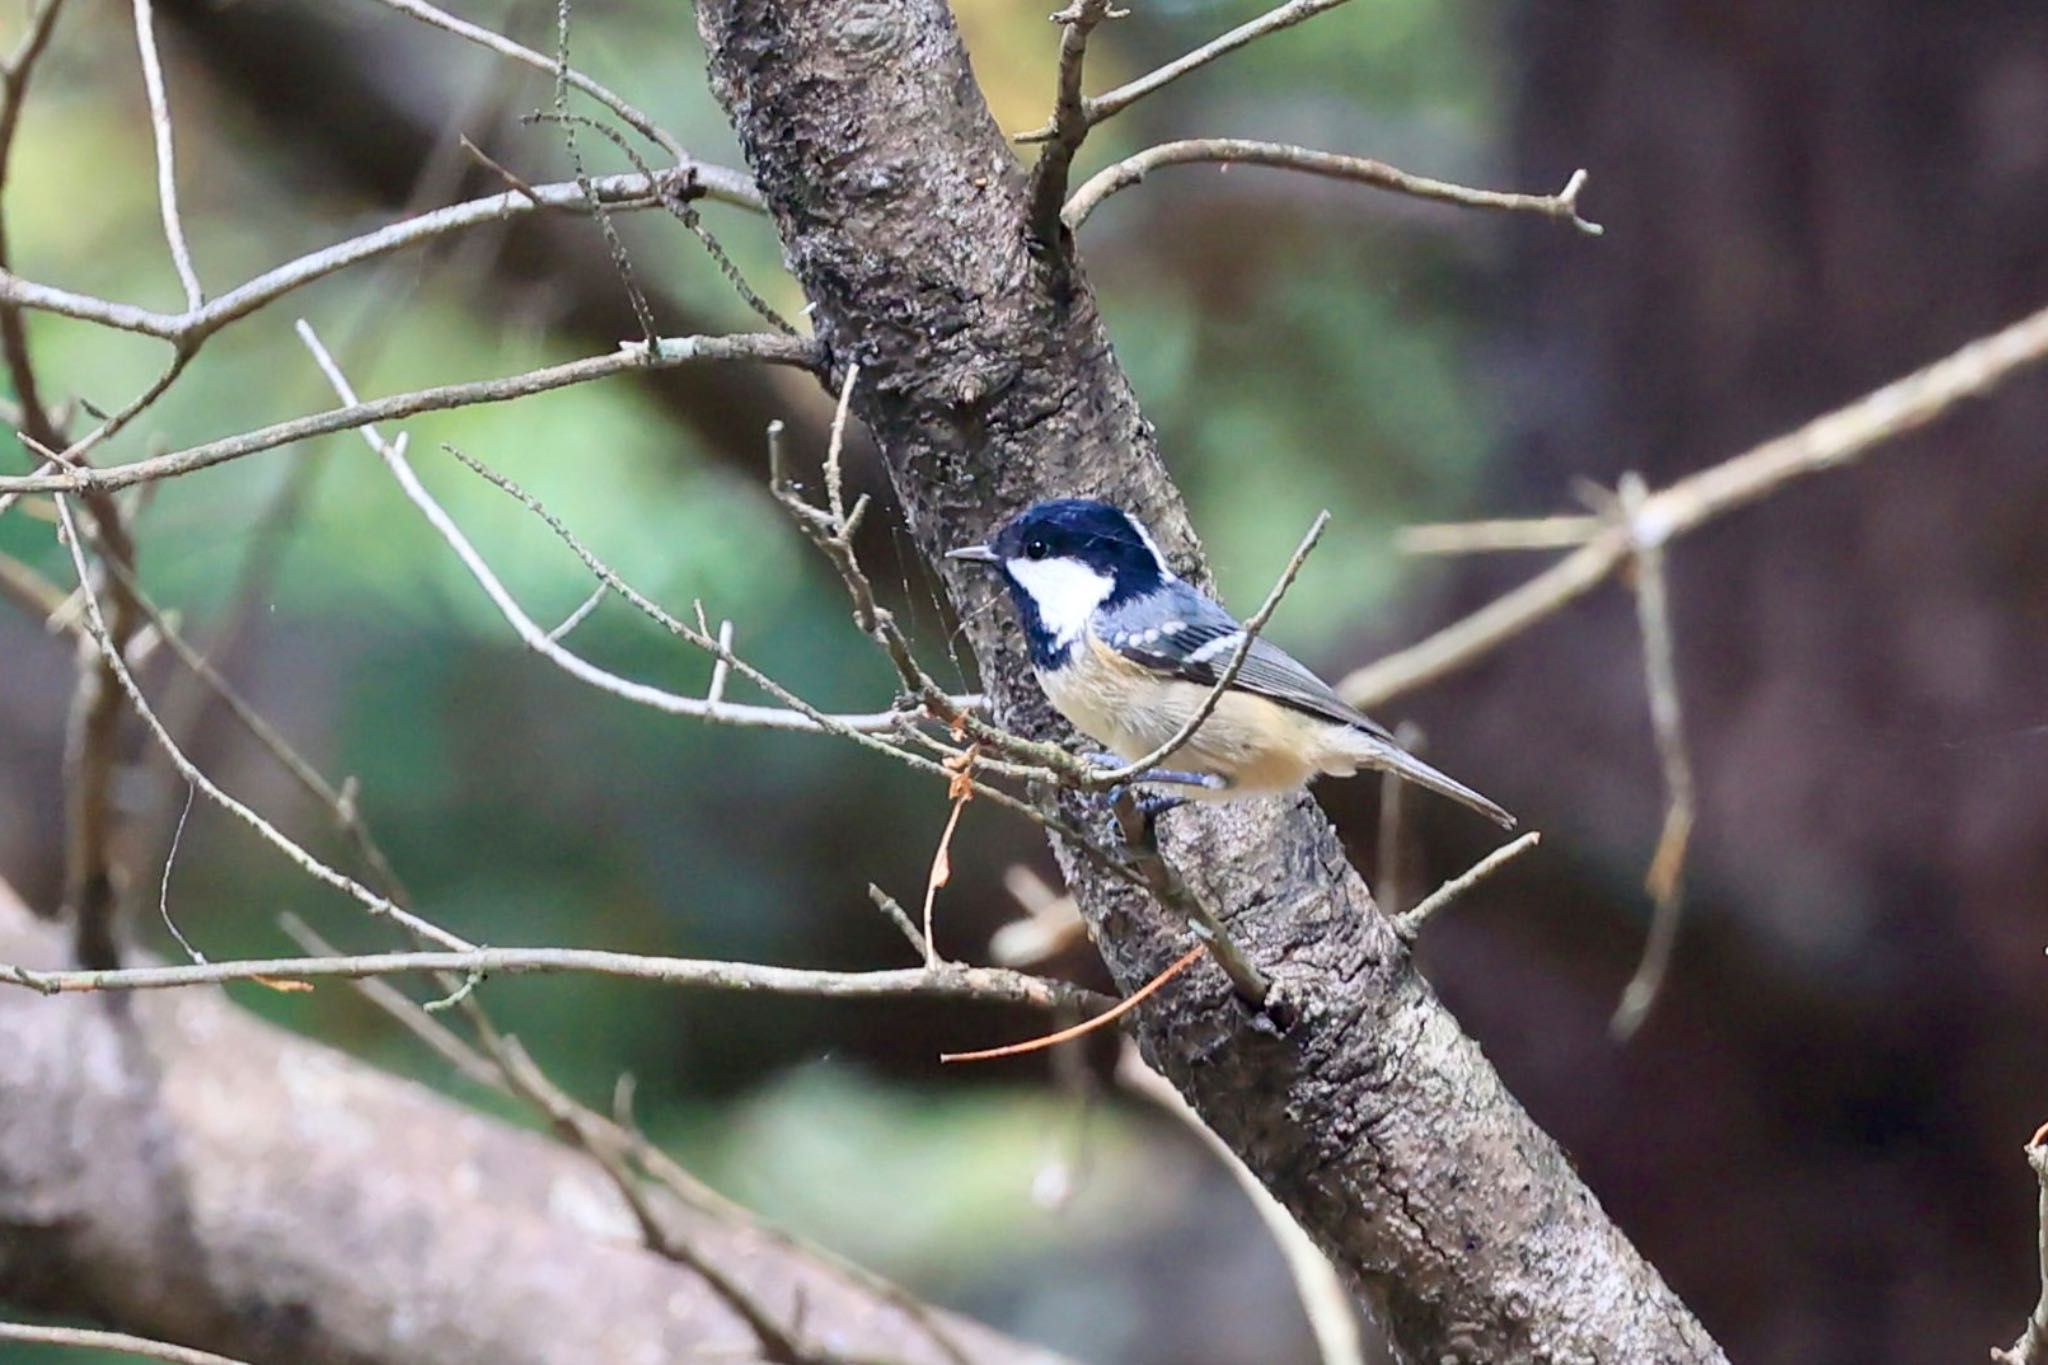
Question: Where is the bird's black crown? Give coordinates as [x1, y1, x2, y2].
[988, 498, 1168, 595]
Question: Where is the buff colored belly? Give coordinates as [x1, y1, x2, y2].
[1038, 637, 1326, 795]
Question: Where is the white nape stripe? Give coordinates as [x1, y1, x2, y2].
[1122, 511, 1177, 581]
[1007, 555, 1115, 644]
[1186, 631, 1245, 664]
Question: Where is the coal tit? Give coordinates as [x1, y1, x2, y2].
[949, 498, 1512, 826]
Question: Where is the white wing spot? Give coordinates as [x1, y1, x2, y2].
[1187, 631, 1246, 664]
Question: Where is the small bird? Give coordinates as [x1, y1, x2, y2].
[948, 498, 1513, 827]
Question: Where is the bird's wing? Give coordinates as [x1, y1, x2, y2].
[1097, 588, 1394, 740]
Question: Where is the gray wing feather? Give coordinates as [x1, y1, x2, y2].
[1099, 587, 1394, 740]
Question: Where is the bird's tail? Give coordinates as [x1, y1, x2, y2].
[1349, 731, 1516, 829]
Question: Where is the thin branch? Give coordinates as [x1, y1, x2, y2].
[0, 944, 1112, 1011]
[288, 322, 904, 735]
[825, 363, 857, 527]
[551, 0, 658, 351]
[1069, 0, 1355, 132]
[131, 0, 204, 310]
[703, 618, 735, 704]
[1116, 1043, 1366, 1365]
[546, 582, 607, 643]
[0, 1322, 253, 1365]
[1995, 1135, 2048, 1365]
[0, 333, 821, 496]
[1394, 831, 1541, 942]
[439, 441, 1078, 838]
[1092, 510, 1328, 785]
[866, 883, 929, 960]
[1339, 298, 2048, 710]
[279, 912, 504, 1089]
[1611, 473, 1696, 1040]
[1398, 514, 1605, 556]
[370, 0, 684, 159]
[1066, 142, 1599, 235]
[0, 169, 761, 345]
[0, 269, 184, 339]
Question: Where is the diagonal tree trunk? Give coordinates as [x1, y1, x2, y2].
[693, 1, 1728, 1360]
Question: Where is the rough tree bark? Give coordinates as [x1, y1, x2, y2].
[694, 1, 1728, 1361]
[0, 882, 1067, 1365]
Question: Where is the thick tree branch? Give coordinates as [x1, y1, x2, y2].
[0, 882, 1069, 1365]
[696, 1, 1726, 1359]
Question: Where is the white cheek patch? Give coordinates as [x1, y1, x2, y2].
[1007, 556, 1114, 644]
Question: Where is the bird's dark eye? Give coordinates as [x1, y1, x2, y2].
[1023, 538, 1049, 561]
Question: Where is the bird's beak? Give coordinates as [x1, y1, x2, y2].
[946, 544, 998, 564]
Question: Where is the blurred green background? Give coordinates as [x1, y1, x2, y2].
[3, 1, 2046, 1362]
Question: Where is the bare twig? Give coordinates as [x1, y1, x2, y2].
[825, 363, 858, 527]
[286, 322, 899, 735]
[0, 169, 760, 345]
[131, 0, 204, 310]
[0, 944, 1111, 1011]
[155, 782, 203, 963]
[1044, 0, 1357, 135]
[1340, 298, 2048, 710]
[440, 441, 1077, 837]
[1994, 1134, 2048, 1365]
[0, 1322, 253, 1365]
[551, 0, 658, 350]
[1091, 510, 1328, 785]
[1399, 514, 1605, 556]
[867, 882, 929, 959]
[704, 618, 735, 705]
[370, 0, 684, 159]
[1066, 143, 1599, 235]
[0, 334, 821, 497]
[546, 582, 607, 643]
[1611, 473, 1696, 1040]
[1394, 831, 1541, 942]
[1116, 1043, 1365, 1365]
[526, 108, 797, 337]
[279, 913, 505, 1089]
